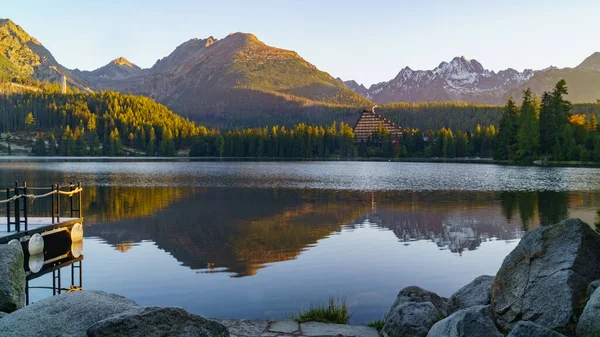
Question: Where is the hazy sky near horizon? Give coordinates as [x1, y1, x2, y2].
[4, 0, 599, 86]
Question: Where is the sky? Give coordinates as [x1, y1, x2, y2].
[3, 0, 599, 87]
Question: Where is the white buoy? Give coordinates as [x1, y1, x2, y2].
[28, 253, 44, 273]
[71, 240, 83, 258]
[8, 239, 20, 247]
[28, 233, 44, 255]
[70, 223, 83, 242]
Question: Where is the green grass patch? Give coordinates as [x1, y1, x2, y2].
[295, 297, 351, 324]
[366, 318, 385, 331]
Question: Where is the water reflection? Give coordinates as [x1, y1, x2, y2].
[81, 188, 599, 276]
[1, 161, 599, 322]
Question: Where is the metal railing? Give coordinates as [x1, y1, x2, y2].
[2, 181, 83, 233]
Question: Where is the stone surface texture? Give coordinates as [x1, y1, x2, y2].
[491, 218, 600, 332]
[0, 290, 138, 337]
[447, 275, 494, 314]
[382, 286, 448, 337]
[506, 321, 566, 337]
[0, 243, 25, 313]
[426, 305, 502, 337]
[86, 306, 229, 337]
[577, 286, 600, 337]
[588, 279, 600, 297]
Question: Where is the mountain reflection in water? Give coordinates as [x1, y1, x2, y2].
[82, 187, 595, 277]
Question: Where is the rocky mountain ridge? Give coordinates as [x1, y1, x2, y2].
[343, 56, 537, 105]
[343, 54, 600, 105]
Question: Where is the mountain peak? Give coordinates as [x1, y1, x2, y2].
[576, 52, 600, 71]
[111, 57, 138, 68]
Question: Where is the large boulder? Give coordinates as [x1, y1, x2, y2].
[0, 291, 138, 337]
[447, 275, 494, 314]
[507, 321, 566, 337]
[426, 305, 502, 337]
[577, 287, 600, 337]
[491, 218, 600, 332]
[588, 279, 600, 297]
[382, 286, 447, 337]
[86, 306, 229, 337]
[0, 243, 25, 313]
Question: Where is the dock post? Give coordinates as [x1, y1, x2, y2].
[23, 181, 27, 231]
[51, 184, 55, 224]
[6, 188, 10, 232]
[69, 183, 74, 218]
[14, 181, 20, 232]
[56, 184, 60, 222]
[78, 182, 82, 217]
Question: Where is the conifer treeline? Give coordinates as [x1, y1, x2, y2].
[494, 80, 600, 162]
[0, 91, 211, 156]
[189, 121, 498, 159]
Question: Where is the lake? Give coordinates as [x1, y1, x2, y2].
[1, 160, 600, 324]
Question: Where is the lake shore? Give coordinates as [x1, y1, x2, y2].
[0, 155, 599, 168]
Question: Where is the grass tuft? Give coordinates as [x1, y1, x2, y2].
[366, 318, 385, 331]
[295, 297, 351, 325]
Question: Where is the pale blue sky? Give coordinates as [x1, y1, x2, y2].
[3, 0, 599, 86]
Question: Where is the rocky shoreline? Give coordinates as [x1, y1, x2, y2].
[2, 218, 600, 336]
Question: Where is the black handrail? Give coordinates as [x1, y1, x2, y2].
[2, 181, 83, 234]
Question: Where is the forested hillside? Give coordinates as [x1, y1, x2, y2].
[0, 91, 211, 156]
[495, 80, 600, 162]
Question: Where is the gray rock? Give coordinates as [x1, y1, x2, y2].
[382, 287, 448, 337]
[383, 302, 443, 337]
[0, 243, 25, 313]
[491, 218, 600, 332]
[507, 321, 566, 337]
[0, 290, 138, 337]
[588, 279, 600, 297]
[301, 321, 379, 337]
[87, 306, 229, 337]
[426, 305, 502, 337]
[268, 320, 299, 333]
[386, 286, 448, 319]
[0, 311, 6, 319]
[577, 287, 600, 337]
[447, 275, 494, 314]
[215, 319, 270, 336]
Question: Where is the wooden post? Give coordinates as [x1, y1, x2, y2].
[69, 183, 73, 218]
[51, 184, 55, 224]
[23, 181, 27, 231]
[56, 184, 60, 222]
[6, 188, 10, 232]
[78, 182, 82, 218]
[14, 181, 20, 232]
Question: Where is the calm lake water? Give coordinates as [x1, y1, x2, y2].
[2, 160, 600, 323]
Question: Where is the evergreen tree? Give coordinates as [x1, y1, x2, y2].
[495, 97, 519, 160]
[32, 133, 47, 156]
[516, 89, 540, 161]
[146, 127, 156, 156]
[24, 112, 35, 130]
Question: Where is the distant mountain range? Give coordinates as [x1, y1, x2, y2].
[0, 19, 370, 126]
[341, 54, 600, 105]
[1, 17, 599, 127]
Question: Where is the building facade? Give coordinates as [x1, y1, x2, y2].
[353, 109, 403, 142]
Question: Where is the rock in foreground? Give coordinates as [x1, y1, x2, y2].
[87, 306, 229, 337]
[491, 218, 600, 332]
[506, 321, 566, 337]
[382, 286, 447, 337]
[0, 243, 25, 313]
[446, 275, 494, 314]
[577, 287, 600, 337]
[426, 305, 501, 337]
[0, 291, 138, 337]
